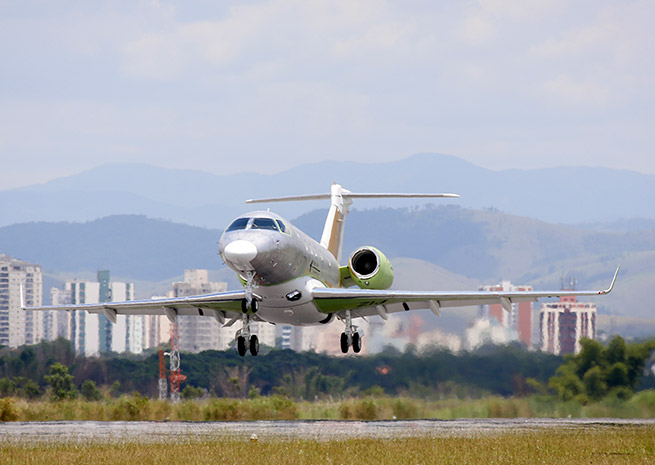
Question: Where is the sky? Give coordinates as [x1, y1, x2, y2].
[1, 0, 654, 190]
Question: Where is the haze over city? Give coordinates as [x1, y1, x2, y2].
[1, 0, 654, 190]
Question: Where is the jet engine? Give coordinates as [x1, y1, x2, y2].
[345, 246, 393, 289]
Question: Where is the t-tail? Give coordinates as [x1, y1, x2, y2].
[246, 183, 459, 262]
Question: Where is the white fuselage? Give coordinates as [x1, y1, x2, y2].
[218, 211, 340, 325]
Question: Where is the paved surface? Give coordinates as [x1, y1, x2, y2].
[2, 418, 655, 444]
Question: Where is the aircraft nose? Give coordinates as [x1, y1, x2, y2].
[222, 240, 258, 268]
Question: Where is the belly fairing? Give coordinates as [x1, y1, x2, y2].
[255, 276, 334, 326]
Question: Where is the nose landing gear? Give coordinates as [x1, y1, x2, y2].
[339, 310, 362, 354]
[235, 271, 260, 356]
[242, 271, 258, 313]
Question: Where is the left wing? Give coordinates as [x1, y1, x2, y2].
[23, 291, 248, 325]
[312, 266, 620, 320]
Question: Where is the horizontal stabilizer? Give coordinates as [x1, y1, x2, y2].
[246, 192, 459, 204]
[248, 184, 460, 263]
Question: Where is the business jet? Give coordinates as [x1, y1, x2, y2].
[24, 184, 619, 356]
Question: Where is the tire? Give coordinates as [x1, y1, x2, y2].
[237, 336, 247, 356]
[340, 332, 349, 354]
[241, 299, 248, 313]
[352, 332, 362, 353]
[251, 300, 259, 313]
[249, 335, 259, 356]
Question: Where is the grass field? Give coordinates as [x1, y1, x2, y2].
[2, 425, 654, 464]
[3, 390, 655, 422]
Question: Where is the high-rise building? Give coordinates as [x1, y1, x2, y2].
[480, 281, 533, 346]
[144, 309, 171, 350]
[279, 325, 305, 351]
[50, 271, 136, 356]
[540, 295, 596, 355]
[0, 255, 43, 348]
[172, 269, 276, 352]
[173, 270, 231, 352]
[48, 287, 72, 341]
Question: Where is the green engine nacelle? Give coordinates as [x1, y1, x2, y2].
[340, 246, 394, 289]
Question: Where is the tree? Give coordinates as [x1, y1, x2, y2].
[605, 336, 627, 365]
[19, 378, 40, 399]
[182, 385, 204, 400]
[548, 336, 655, 403]
[44, 363, 77, 400]
[548, 365, 584, 401]
[81, 380, 102, 401]
[0, 377, 17, 396]
[576, 339, 604, 378]
[606, 362, 629, 389]
[582, 366, 607, 401]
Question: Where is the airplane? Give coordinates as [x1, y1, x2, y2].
[23, 183, 619, 356]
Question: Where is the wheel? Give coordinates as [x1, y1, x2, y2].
[249, 335, 259, 356]
[237, 336, 247, 356]
[340, 332, 349, 353]
[352, 332, 362, 353]
[242, 299, 258, 313]
[352, 332, 361, 353]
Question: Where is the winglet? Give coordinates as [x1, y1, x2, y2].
[600, 265, 620, 295]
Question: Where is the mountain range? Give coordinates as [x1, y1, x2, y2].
[2, 153, 655, 229]
[1, 207, 653, 319]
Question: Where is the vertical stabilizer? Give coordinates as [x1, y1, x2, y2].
[320, 184, 353, 263]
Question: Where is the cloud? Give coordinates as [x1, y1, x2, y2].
[457, 15, 496, 45]
[120, 0, 445, 79]
[543, 74, 610, 106]
[475, 0, 565, 20]
[529, 1, 655, 107]
[2, 0, 655, 190]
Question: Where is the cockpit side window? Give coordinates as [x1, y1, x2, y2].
[251, 218, 279, 231]
[225, 217, 250, 232]
[275, 219, 292, 236]
[276, 220, 287, 233]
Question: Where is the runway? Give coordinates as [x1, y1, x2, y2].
[2, 418, 654, 444]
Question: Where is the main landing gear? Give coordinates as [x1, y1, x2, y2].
[237, 332, 259, 356]
[340, 310, 362, 354]
[236, 314, 259, 356]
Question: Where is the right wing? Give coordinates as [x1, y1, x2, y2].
[312, 266, 620, 319]
[23, 290, 248, 324]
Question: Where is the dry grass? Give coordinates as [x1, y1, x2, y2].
[2, 426, 654, 464]
[2, 390, 655, 422]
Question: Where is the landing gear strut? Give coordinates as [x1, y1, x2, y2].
[339, 310, 362, 354]
[235, 271, 259, 356]
[242, 271, 258, 313]
[236, 314, 259, 356]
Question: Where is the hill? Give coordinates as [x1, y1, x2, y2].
[0, 215, 224, 281]
[2, 153, 655, 228]
[1, 208, 654, 318]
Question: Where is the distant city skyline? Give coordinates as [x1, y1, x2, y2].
[2, 1, 654, 190]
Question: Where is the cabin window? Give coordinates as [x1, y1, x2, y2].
[226, 217, 250, 232]
[251, 218, 279, 231]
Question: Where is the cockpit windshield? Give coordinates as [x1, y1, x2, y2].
[225, 217, 250, 232]
[251, 218, 279, 231]
[225, 217, 282, 232]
